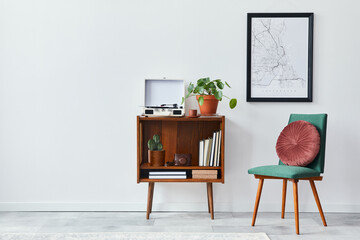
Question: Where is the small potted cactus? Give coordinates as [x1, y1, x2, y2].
[148, 134, 165, 166]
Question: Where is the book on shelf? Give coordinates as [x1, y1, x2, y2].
[216, 130, 221, 166]
[209, 131, 217, 167]
[149, 175, 187, 179]
[192, 174, 218, 179]
[212, 130, 219, 167]
[206, 138, 213, 166]
[203, 138, 210, 166]
[198, 130, 222, 167]
[192, 170, 218, 175]
[199, 139, 204, 166]
[149, 171, 186, 175]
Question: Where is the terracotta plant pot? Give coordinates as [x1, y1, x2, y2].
[148, 150, 165, 166]
[196, 95, 219, 116]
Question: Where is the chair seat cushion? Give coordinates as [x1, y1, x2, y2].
[248, 165, 321, 179]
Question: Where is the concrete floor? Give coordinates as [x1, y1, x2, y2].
[0, 211, 359, 239]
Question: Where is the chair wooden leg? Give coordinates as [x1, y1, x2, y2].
[292, 180, 300, 235]
[146, 182, 154, 219]
[207, 183, 214, 219]
[309, 180, 327, 226]
[281, 179, 287, 219]
[251, 178, 264, 226]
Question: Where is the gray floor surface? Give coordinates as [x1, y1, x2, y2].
[0, 211, 359, 239]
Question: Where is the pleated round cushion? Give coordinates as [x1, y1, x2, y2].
[276, 120, 320, 167]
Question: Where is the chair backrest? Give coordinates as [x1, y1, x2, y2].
[278, 114, 328, 173]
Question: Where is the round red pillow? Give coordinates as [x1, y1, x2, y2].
[276, 120, 320, 167]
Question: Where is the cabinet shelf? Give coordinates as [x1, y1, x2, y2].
[140, 163, 221, 170]
[140, 178, 223, 183]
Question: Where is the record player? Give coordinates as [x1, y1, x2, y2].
[143, 79, 185, 117]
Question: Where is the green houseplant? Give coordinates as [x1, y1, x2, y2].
[183, 77, 237, 115]
[147, 134, 165, 166]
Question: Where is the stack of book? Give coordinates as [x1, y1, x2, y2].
[148, 171, 187, 179]
[198, 130, 221, 167]
[192, 170, 218, 179]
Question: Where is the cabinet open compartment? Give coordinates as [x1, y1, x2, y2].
[137, 116, 225, 183]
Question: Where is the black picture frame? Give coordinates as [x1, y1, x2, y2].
[246, 13, 314, 102]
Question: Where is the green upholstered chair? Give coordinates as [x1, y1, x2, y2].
[248, 114, 328, 235]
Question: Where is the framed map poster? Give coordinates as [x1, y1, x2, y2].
[246, 13, 314, 102]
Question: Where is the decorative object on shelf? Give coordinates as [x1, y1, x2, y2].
[188, 109, 199, 118]
[247, 13, 314, 102]
[143, 79, 185, 117]
[174, 153, 192, 166]
[164, 161, 175, 167]
[183, 77, 237, 115]
[147, 134, 165, 166]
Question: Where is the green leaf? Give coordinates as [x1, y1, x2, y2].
[198, 96, 204, 106]
[157, 143, 163, 151]
[210, 88, 217, 95]
[216, 81, 224, 89]
[204, 77, 210, 84]
[187, 83, 194, 93]
[197, 78, 206, 86]
[207, 82, 216, 89]
[194, 86, 204, 94]
[225, 81, 231, 88]
[229, 98, 237, 109]
[214, 90, 223, 100]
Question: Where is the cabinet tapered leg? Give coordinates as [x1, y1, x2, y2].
[293, 180, 299, 235]
[149, 182, 155, 213]
[281, 179, 287, 219]
[207, 184, 210, 213]
[309, 180, 327, 226]
[146, 182, 154, 219]
[207, 183, 214, 219]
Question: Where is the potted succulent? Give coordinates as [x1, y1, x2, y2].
[148, 134, 165, 166]
[183, 77, 237, 115]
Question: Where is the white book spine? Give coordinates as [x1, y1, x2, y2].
[213, 131, 219, 167]
[203, 139, 210, 166]
[149, 171, 186, 175]
[209, 131, 217, 166]
[149, 175, 186, 179]
[216, 130, 222, 166]
[206, 138, 212, 167]
[199, 140, 204, 166]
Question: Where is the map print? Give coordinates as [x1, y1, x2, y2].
[251, 18, 309, 98]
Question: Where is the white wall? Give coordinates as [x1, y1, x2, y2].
[1, 0, 360, 212]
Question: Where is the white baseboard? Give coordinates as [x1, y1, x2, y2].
[0, 202, 359, 213]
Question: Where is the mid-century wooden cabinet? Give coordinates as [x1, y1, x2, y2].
[136, 115, 225, 219]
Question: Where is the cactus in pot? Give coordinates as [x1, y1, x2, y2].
[148, 134, 163, 151]
[148, 134, 165, 166]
